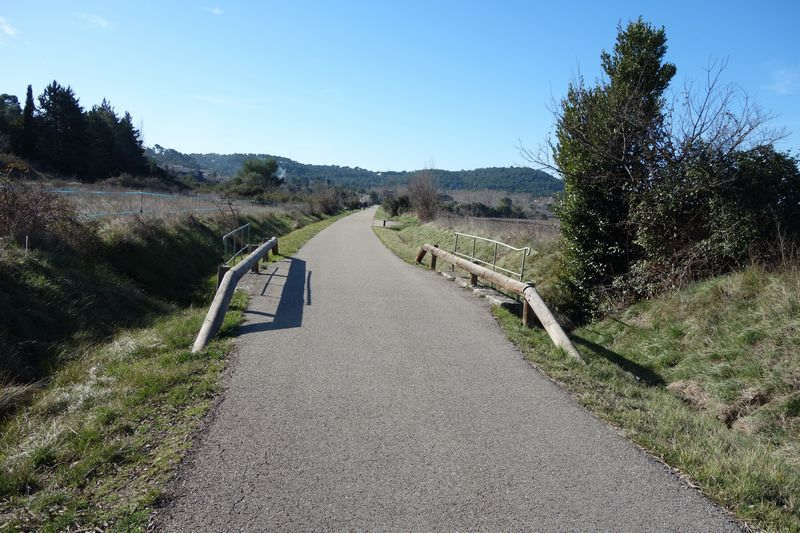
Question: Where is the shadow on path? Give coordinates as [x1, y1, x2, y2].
[239, 258, 309, 334]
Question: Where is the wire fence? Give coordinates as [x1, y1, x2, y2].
[49, 188, 275, 220]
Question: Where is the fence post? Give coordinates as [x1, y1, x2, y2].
[249, 245, 260, 273]
[430, 244, 438, 271]
[522, 300, 533, 327]
[470, 273, 478, 287]
[217, 264, 230, 289]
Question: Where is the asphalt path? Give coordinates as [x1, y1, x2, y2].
[160, 208, 738, 531]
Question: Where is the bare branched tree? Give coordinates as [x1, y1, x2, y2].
[520, 59, 786, 179]
[671, 59, 787, 165]
[407, 169, 439, 221]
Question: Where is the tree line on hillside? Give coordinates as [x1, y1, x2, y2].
[223, 156, 365, 215]
[145, 146, 564, 196]
[526, 18, 800, 320]
[0, 82, 151, 180]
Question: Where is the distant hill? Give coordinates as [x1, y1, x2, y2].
[145, 145, 564, 196]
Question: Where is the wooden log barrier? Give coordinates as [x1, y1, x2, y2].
[418, 244, 528, 294]
[417, 243, 583, 362]
[522, 285, 583, 362]
[192, 237, 278, 353]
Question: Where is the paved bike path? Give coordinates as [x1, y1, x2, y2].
[160, 208, 737, 531]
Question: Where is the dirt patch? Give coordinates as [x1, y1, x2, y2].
[667, 380, 712, 410]
[720, 388, 771, 428]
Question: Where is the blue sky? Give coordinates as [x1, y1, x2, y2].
[2, 1, 798, 170]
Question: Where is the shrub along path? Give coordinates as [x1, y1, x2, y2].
[159, 208, 738, 531]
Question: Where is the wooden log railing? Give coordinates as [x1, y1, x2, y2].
[192, 237, 278, 353]
[417, 243, 583, 362]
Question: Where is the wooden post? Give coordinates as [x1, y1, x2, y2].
[217, 264, 230, 289]
[248, 245, 260, 273]
[470, 273, 478, 287]
[415, 248, 427, 263]
[383, 219, 386, 227]
[522, 285, 583, 362]
[522, 300, 533, 327]
[430, 244, 438, 271]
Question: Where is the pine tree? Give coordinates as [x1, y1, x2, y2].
[112, 111, 146, 175]
[86, 99, 117, 180]
[37, 81, 88, 175]
[21, 85, 36, 157]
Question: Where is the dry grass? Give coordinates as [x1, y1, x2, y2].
[39, 182, 297, 222]
[372, 211, 563, 302]
[443, 189, 556, 217]
[434, 215, 560, 246]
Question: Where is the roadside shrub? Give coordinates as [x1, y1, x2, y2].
[407, 171, 439, 221]
[626, 146, 800, 297]
[0, 179, 93, 253]
[542, 19, 795, 321]
[0, 153, 34, 180]
[307, 184, 340, 216]
[381, 194, 410, 217]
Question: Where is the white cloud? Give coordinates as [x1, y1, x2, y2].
[77, 13, 110, 29]
[0, 16, 18, 37]
[203, 6, 224, 15]
[765, 67, 800, 96]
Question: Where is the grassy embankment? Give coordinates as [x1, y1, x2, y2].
[0, 209, 350, 531]
[374, 212, 800, 532]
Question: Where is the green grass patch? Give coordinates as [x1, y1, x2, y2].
[0, 292, 247, 531]
[0, 209, 352, 531]
[374, 211, 800, 531]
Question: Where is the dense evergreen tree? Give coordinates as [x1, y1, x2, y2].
[85, 100, 117, 179]
[20, 85, 36, 158]
[0, 82, 149, 181]
[0, 94, 21, 128]
[228, 158, 283, 197]
[36, 81, 88, 175]
[0, 94, 22, 152]
[554, 19, 676, 317]
[113, 111, 146, 174]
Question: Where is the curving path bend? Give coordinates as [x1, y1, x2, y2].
[160, 208, 738, 531]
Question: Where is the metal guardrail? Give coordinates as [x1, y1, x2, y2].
[452, 232, 532, 281]
[222, 223, 251, 265]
